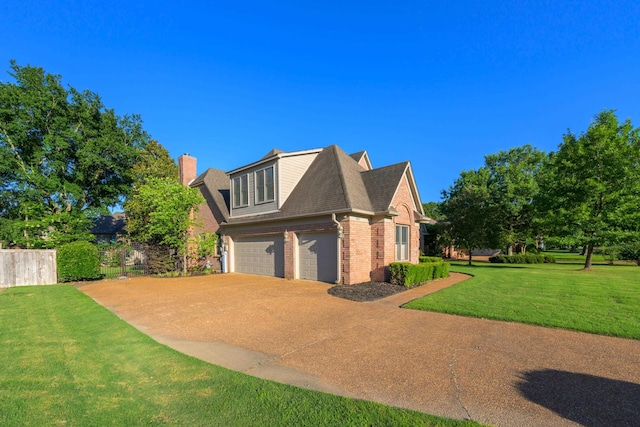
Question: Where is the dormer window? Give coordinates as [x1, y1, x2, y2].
[233, 174, 248, 207]
[255, 166, 274, 204]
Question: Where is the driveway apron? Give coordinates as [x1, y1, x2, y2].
[79, 273, 640, 427]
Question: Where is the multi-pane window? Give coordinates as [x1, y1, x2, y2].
[255, 166, 274, 203]
[232, 174, 248, 207]
[395, 225, 409, 261]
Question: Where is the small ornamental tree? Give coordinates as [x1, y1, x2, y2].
[125, 177, 205, 272]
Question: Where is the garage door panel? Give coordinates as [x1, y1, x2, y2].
[234, 236, 284, 277]
[298, 233, 337, 283]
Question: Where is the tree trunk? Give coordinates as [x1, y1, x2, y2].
[580, 245, 587, 256]
[584, 244, 594, 270]
[468, 251, 473, 266]
[507, 245, 513, 256]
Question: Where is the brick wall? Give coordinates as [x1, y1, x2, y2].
[340, 216, 371, 284]
[391, 174, 420, 264]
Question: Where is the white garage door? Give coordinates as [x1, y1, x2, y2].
[298, 232, 337, 283]
[234, 236, 284, 277]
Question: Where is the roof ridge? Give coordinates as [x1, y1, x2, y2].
[330, 145, 352, 209]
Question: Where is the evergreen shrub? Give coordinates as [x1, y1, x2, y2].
[57, 241, 101, 282]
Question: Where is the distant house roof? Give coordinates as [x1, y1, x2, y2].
[92, 212, 126, 236]
[224, 145, 427, 225]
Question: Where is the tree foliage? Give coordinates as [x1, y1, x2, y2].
[421, 201, 445, 221]
[441, 168, 502, 265]
[537, 110, 640, 269]
[0, 61, 151, 247]
[484, 144, 546, 254]
[125, 177, 204, 258]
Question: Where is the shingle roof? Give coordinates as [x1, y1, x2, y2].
[224, 145, 419, 225]
[361, 162, 409, 212]
[92, 212, 126, 235]
[261, 148, 284, 159]
[190, 168, 230, 224]
[278, 145, 374, 216]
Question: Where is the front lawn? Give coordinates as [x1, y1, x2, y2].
[404, 262, 640, 339]
[0, 285, 479, 427]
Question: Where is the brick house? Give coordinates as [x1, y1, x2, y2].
[178, 145, 428, 284]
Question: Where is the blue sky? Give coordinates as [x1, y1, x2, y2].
[3, 1, 639, 202]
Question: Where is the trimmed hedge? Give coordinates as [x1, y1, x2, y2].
[57, 241, 101, 282]
[389, 261, 450, 287]
[488, 253, 556, 264]
[419, 256, 443, 263]
[619, 243, 640, 265]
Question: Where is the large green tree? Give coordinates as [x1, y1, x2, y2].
[484, 144, 547, 255]
[0, 61, 151, 247]
[441, 168, 502, 265]
[537, 110, 640, 269]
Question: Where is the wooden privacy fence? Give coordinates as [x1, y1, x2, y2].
[0, 250, 57, 287]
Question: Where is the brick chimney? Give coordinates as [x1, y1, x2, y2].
[178, 153, 197, 186]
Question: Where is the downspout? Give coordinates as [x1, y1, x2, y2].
[332, 213, 344, 284]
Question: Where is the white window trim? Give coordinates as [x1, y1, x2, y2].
[232, 174, 249, 208]
[254, 166, 275, 205]
[395, 224, 409, 261]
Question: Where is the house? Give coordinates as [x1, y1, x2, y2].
[91, 212, 126, 243]
[178, 145, 428, 284]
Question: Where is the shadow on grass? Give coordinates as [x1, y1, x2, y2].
[450, 263, 526, 269]
[517, 369, 640, 426]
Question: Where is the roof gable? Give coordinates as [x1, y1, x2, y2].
[349, 150, 372, 170]
[191, 168, 230, 223]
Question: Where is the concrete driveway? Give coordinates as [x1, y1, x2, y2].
[79, 273, 640, 427]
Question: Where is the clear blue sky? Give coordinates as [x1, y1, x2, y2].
[3, 1, 639, 202]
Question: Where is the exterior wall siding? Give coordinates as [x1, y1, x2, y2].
[278, 153, 318, 206]
[230, 160, 278, 217]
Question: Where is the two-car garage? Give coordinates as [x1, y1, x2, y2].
[232, 232, 337, 283]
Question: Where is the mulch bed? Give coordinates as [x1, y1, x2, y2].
[328, 281, 409, 302]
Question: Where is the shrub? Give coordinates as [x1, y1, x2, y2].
[488, 254, 556, 264]
[57, 241, 101, 282]
[389, 261, 450, 287]
[419, 256, 442, 263]
[619, 243, 640, 265]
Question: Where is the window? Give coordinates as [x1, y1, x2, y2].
[395, 225, 409, 261]
[255, 166, 275, 204]
[233, 174, 248, 207]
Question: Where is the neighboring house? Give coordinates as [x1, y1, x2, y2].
[178, 145, 429, 284]
[91, 212, 126, 243]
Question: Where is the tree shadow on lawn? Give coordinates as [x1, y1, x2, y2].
[517, 369, 640, 426]
[453, 264, 527, 269]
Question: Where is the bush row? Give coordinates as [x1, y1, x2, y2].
[57, 241, 101, 282]
[389, 261, 450, 287]
[489, 254, 556, 264]
[419, 256, 443, 263]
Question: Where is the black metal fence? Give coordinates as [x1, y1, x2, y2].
[98, 242, 175, 279]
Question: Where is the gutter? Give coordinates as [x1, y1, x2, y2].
[332, 213, 343, 285]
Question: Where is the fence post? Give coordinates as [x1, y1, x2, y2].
[121, 246, 126, 277]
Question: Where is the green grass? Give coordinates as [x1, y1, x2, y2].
[0, 285, 480, 427]
[405, 262, 640, 339]
[544, 249, 610, 264]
